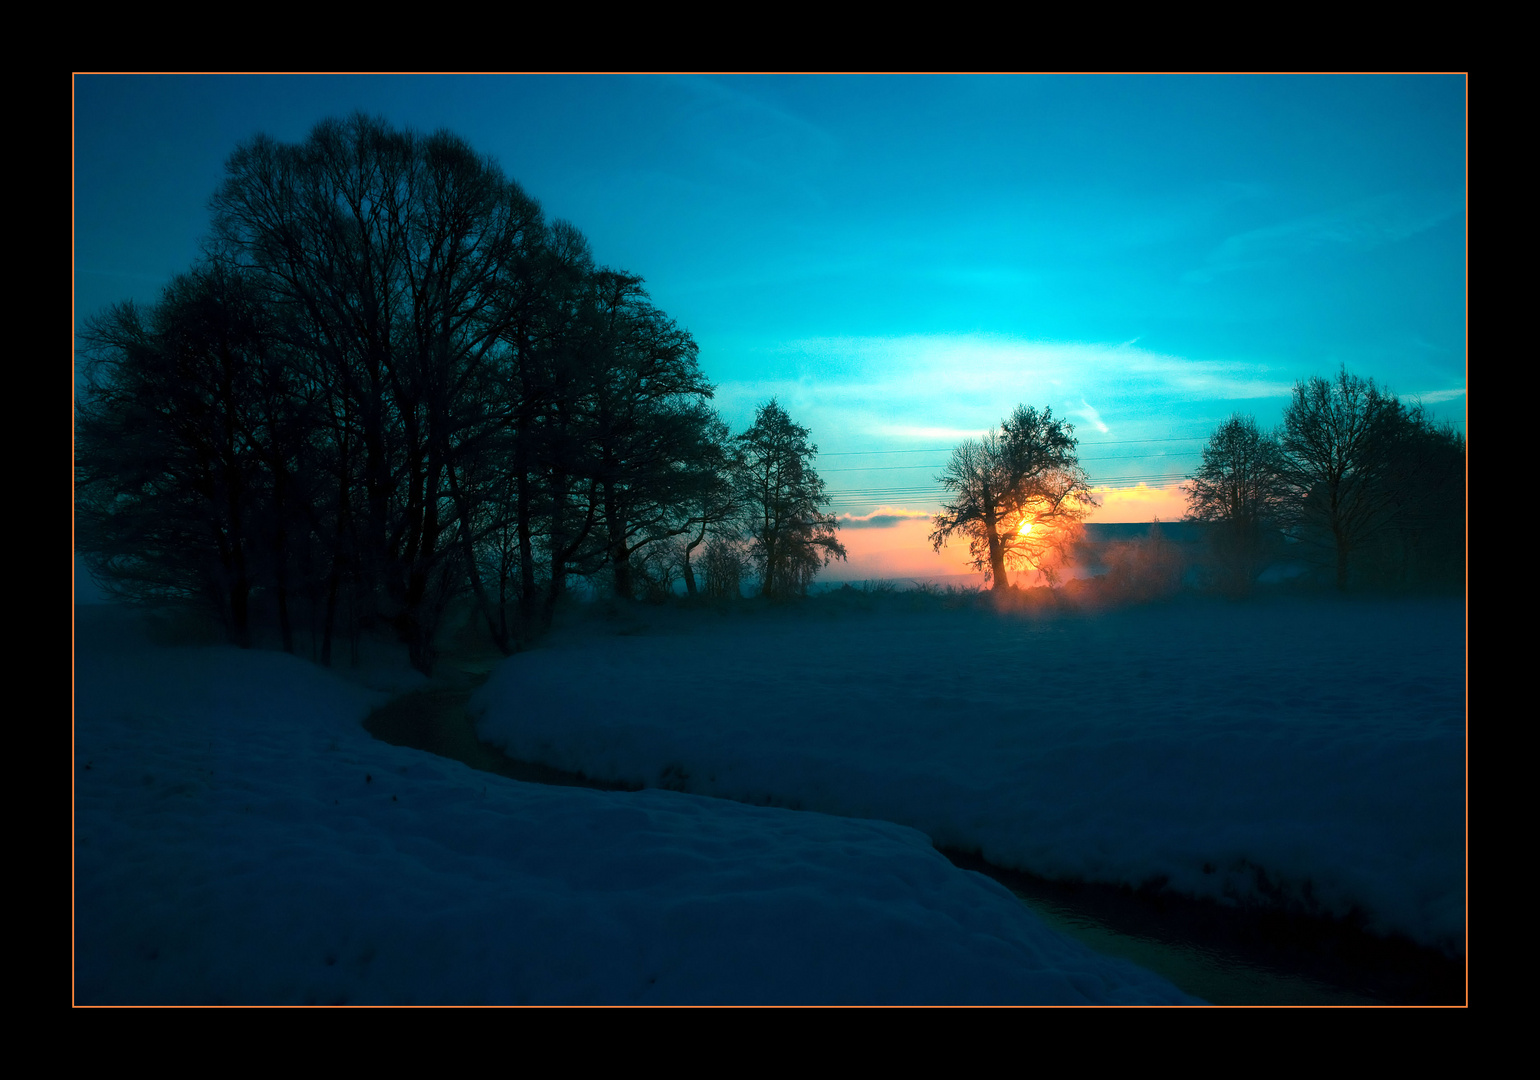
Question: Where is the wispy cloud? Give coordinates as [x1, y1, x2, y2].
[1187, 190, 1461, 283]
[665, 76, 840, 208]
[671, 76, 837, 152]
[1071, 398, 1110, 434]
[712, 334, 1301, 462]
[1404, 388, 1467, 404]
[718, 335, 1293, 419]
[838, 507, 933, 529]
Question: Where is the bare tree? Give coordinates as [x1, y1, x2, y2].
[701, 535, 748, 599]
[79, 115, 756, 661]
[736, 401, 846, 598]
[210, 114, 546, 671]
[1185, 415, 1289, 594]
[930, 405, 1095, 590]
[578, 270, 721, 601]
[1278, 367, 1404, 591]
[676, 418, 742, 598]
[1358, 406, 1465, 590]
[76, 265, 289, 649]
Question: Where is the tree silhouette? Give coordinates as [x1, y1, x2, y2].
[676, 418, 742, 598]
[1185, 415, 1289, 595]
[1358, 406, 1465, 590]
[579, 270, 720, 601]
[76, 264, 290, 648]
[1278, 368, 1404, 591]
[930, 405, 1095, 590]
[735, 401, 845, 598]
[1278, 368, 1464, 591]
[77, 115, 750, 666]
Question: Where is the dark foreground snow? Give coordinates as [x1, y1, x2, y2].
[73, 607, 1196, 1005]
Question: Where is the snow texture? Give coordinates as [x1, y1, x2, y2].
[474, 598, 1465, 954]
[74, 607, 1197, 1005]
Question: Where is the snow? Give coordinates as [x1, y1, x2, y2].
[474, 596, 1466, 955]
[73, 606, 1198, 1005]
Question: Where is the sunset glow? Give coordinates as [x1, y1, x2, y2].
[73, 77, 1466, 594]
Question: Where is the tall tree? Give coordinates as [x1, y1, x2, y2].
[677, 417, 742, 599]
[492, 219, 596, 639]
[1360, 408, 1465, 590]
[930, 405, 1095, 590]
[79, 116, 738, 660]
[76, 265, 282, 648]
[209, 114, 546, 672]
[1185, 414, 1289, 594]
[1278, 367, 1403, 591]
[579, 270, 720, 601]
[735, 401, 846, 598]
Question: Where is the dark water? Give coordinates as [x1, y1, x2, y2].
[1014, 898, 1376, 1005]
[943, 850, 1464, 1006]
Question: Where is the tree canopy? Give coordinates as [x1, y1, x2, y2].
[930, 405, 1095, 590]
[1185, 415, 1289, 594]
[735, 400, 846, 598]
[1277, 367, 1464, 590]
[1185, 367, 1465, 593]
[76, 115, 749, 671]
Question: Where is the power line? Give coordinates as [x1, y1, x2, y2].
[819, 436, 1207, 458]
[817, 418, 1465, 505]
[825, 475, 1191, 502]
[824, 453, 1202, 474]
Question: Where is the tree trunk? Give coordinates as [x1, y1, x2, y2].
[516, 469, 539, 636]
[543, 469, 572, 629]
[604, 481, 634, 600]
[984, 502, 1009, 591]
[448, 464, 511, 656]
[682, 521, 707, 598]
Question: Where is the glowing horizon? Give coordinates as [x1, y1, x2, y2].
[74, 77, 1464, 597]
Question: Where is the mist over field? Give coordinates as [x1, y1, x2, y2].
[473, 594, 1465, 952]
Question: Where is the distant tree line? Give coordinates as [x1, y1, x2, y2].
[1186, 367, 1465, 593]
[75, 115, 843, 672]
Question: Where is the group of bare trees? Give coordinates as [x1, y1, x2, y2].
[76, 116, 842, 672]
[1187, 367, 1465, 593]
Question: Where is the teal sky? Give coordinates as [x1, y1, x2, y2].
[73, 74, 1466, 533]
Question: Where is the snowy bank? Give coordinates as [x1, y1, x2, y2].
[474, 597, 1465, 954]
[73, 607, 1195, 1004]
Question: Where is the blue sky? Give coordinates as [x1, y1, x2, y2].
[73, 74, 1466, 543]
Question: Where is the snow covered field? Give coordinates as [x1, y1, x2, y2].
[474, 595, 1466, 956]
[73, 606, 1198, 1005]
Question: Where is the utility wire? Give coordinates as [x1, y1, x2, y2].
[824, 453, 1202, 473]
[819, 436, 1207, 458]
[825, 476, 1191, 501]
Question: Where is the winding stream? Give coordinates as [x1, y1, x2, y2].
[363, 658, 1463, 1006]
